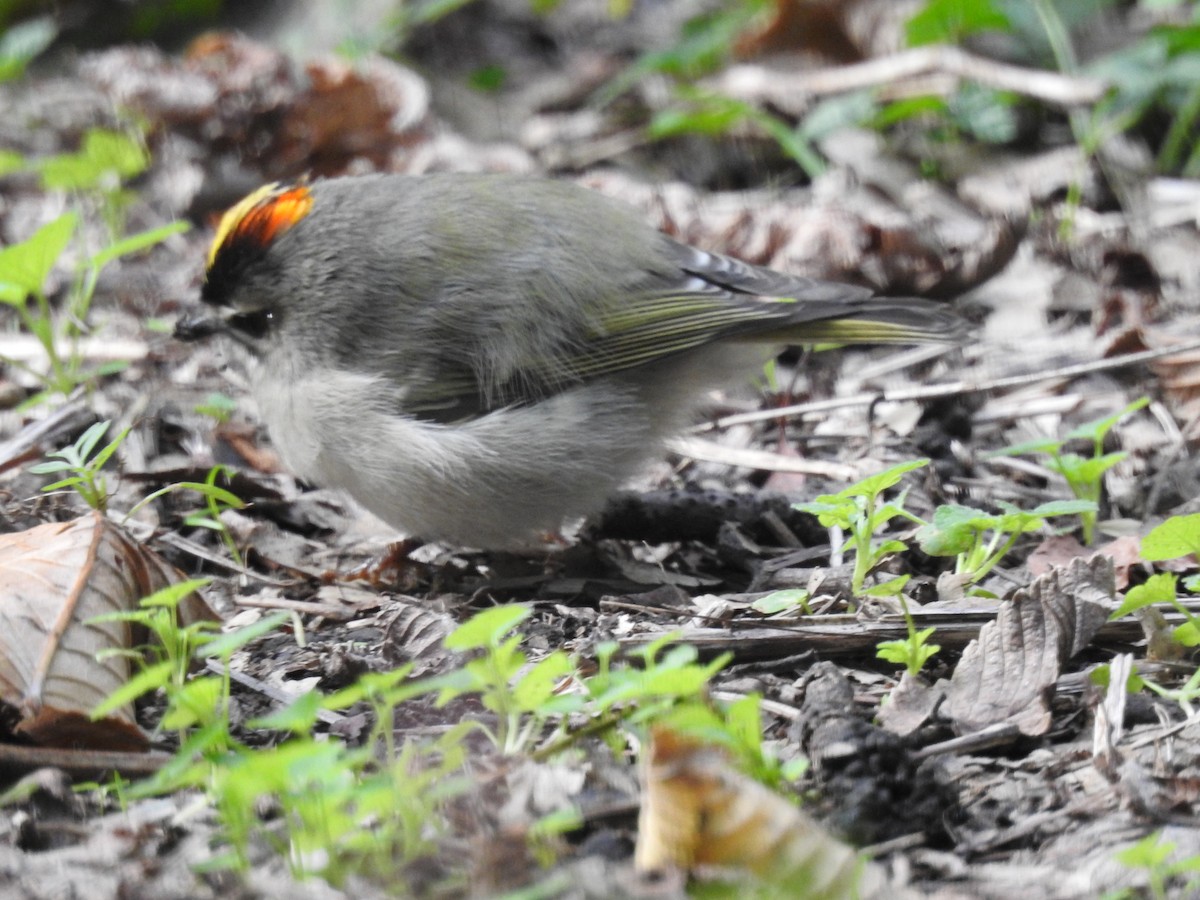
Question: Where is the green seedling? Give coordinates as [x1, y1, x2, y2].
[648, 89, 825, 177]
[438, 604, 579, 755]
[94, 600, 761, 890]
[127, 463, 247, 566]
[89, 578, 222, 739]
[1112, 572, 1200, 650]
[796, 458, 930, 602]
[36, 127, 150, 236]
[1142, 512, 1200, 594]
[876, 591, 940, 678]
[91, 581, 287, 743]
[993, 397, 1150, 544]
[28, 419, 129, 511]
[1103, 830, 1200, 900]
[1110, 510, 1200, 649]
[916, 498, 1098, 589]
[1092, 656, 1200, 722]
[1141, 512, 1200, 563]
[0, 212, 188, 402]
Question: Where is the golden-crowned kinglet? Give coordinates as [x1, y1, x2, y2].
[176, 173, 963, 547]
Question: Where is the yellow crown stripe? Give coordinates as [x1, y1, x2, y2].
[206, 183, 314, 268]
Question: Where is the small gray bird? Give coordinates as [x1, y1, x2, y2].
[177, 173, 962, 547]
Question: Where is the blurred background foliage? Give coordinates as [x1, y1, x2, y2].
[2, 0, 1198, 179]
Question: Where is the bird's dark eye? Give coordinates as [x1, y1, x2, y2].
[227, 310, 273, 340]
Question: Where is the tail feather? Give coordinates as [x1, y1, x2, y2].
[732, 297, 968, 346]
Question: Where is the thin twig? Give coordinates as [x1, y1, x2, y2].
[698, 336, 1200, 432]
[717, 44, 1107, 114]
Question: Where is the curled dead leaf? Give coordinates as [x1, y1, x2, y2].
[635, 727, 886, 897]
[0, 513, 213, 750]
[942, 556, 1117, 736]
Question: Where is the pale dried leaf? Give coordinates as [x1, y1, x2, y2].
[0, 513, 208, 749]
[381, 598, 457, 664]
[942, 556, 1117, 736]
[1025, 535, 1090, 579]
[1092, 653, 1132, 776]
[635, 727, 887, 897]
[877, 671, 945, 736]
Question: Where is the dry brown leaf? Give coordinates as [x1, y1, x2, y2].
[381, 597, 458, 665]
[1025, 534, 1091, 579]
[635, 727, 886, 896]
[0, 513, 212, 750]
[1089, 535, 1146, 591]
[279, 54, 430, 175]
[876, 671, 945, 736]
[580, 169, 1019, 300]
[734, 0, 867, 64]
[942, 556, 1117, 736]
[735, 0, 922, 63]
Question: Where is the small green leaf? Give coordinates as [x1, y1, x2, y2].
[1141, 513, 1200, 561]
[198, 611, 290, 659]
[73, 420, 112, 462]
[445, 604, 532, 650]
[751, 588, 810, 615]
[876, 640, 910, 666]
[248, 691, 323, 733]
[38, 128, 148, 191]
[90, 220, 189, 270]
[512, 651, 573, 711]
[1089, 663, 1146, 694]
[1172, 620, 1200, 647]
[1111, 572, 1178, 620]
[906, 0, 1010, 47]
[1026, 499, 1100, 518]
[137, 578, 211, 610]
[648, 94, 748, 139]
[26, 459, 75, 475]
[1114, 831, 1174, 869]
[467, 64, 506, 92]
[794, 497, 853, 529]
[0, 212, 77, 297]
[863, 575, 910, 598]
[90, 660, 174, 718]
[1048, 451, 1128, 485]
[89, 425, 131, 471]
[1064, 397, 1150, 444]
[842, 458, 930, 501]
[162, 676, 223, 730]
[798, 90, 878, 141]
[916, 504, 993, 556]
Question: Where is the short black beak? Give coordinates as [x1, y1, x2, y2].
[173, 312, 225, 342]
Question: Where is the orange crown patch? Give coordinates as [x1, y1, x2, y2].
[207, 182, 314, 269]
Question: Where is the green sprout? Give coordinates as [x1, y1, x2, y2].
[797, 458, 930, 602]
[993, 397, 1150, 544]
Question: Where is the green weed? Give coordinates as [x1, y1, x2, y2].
[796, 458, 930, 602]
[993, 397, 1149, 544]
